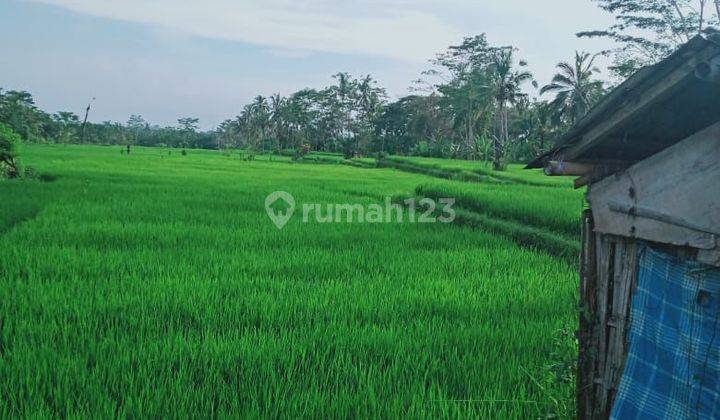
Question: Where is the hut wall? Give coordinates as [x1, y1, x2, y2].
[586, 121, 720, 255]
[578, 210, 639, 419]
[577, 122, 720, 418]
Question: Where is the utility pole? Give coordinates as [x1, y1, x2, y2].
[80, 97, 95, 143]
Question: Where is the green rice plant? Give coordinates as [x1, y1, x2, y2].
[416, 180, 585, 239]
[311, 151, 344, 157]
[387, 194, 579, 263]
[388, 156, 572, 188]
[341, 158, 377, 169]
[0, 144, 579, 419]
[451, 208, 580, 263]
[299, 153, 345, 164]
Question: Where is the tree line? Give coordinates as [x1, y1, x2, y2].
[0, 43, 603, 169]
[1, 0, 717, 172]
[0, 91, 217, 150]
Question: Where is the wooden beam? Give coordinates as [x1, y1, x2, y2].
[561, 47, 720, 160]
[545, 161, 629, 190]
[544, 161, 598, 176]
[574, 176, 590, 189]
[608, 201, 720, 236]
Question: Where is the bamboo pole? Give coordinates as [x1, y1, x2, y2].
[544, 161, 598, 177]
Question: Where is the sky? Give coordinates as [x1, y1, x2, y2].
[0, 0, 616, 130]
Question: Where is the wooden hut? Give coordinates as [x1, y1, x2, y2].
[527, 32, 720, 419]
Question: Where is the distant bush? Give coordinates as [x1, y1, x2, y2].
[0, 123, 22, 178]
[292, 144, 311, 161]
[18, 166, 57, 182]
[411, 140, 430, 157]
[277, 149, 296, 157]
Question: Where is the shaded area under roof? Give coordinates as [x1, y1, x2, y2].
[527, 31, 720, 169]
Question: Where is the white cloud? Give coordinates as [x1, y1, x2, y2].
[10, 0, 619, 127]
[29, 0, 463, 62]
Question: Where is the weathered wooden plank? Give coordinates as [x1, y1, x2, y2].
[602, 238, 638, 415]
[592, 235, 614, 419]
[583, 234, 640, 419]
[578, 210, 597, 420]
[587, 121, 720, 251]
[608, 201, 720, 236]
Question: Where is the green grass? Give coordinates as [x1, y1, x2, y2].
[415, 181, 585, 239]
[384, 156, 573, 188]
[299, 152, 345, 164]
[0, 144, 579, 418]
[342, 157, 377, 169]
[379, 158, 505, 184]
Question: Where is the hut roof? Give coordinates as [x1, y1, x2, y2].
[527, 30, 720, 169]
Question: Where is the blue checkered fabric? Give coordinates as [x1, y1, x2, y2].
[611, 246, 720, 420]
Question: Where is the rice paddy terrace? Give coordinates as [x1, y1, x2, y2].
[0, 145, 585, 418]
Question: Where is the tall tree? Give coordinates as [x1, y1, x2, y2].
[507, 99, 562, 162]
[429, 35, 500, 159]
[268, 94, 287, 150]
[52, 111, 80, 144]
[0, 90, 44, 141]
[438, 69, 493, 159]
[489, 49, 535, 170]
[579, 0, 720, 77]
[354, 75, 386, 155]
[326, 73, 357, 155]
[540, 52, 605, 125]
[126, 114, 147, 153]
[177, 117, 199, 132]
[285, 89, 322, 151]
[215, 119, 239, 150]
[0, 123, 22, 178]
[375, 94, 451, 155]
[177, 117, 200, 149]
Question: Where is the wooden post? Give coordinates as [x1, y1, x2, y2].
[578, 209, 597, 419]
[579, 228, 640, 419]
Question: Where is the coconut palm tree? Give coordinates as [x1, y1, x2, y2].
[540, 51, 604, 126]
[331, 72, 356, 142]
[439, 69, 493, 160]
[489, 49, 535, 170]
[355, 75, 386, 154]
[269, 93, 288, 149]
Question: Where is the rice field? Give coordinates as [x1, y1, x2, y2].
[0, 145, 580, 418]
[416, 181, 584, 239]
[382, 156, 574, 188]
